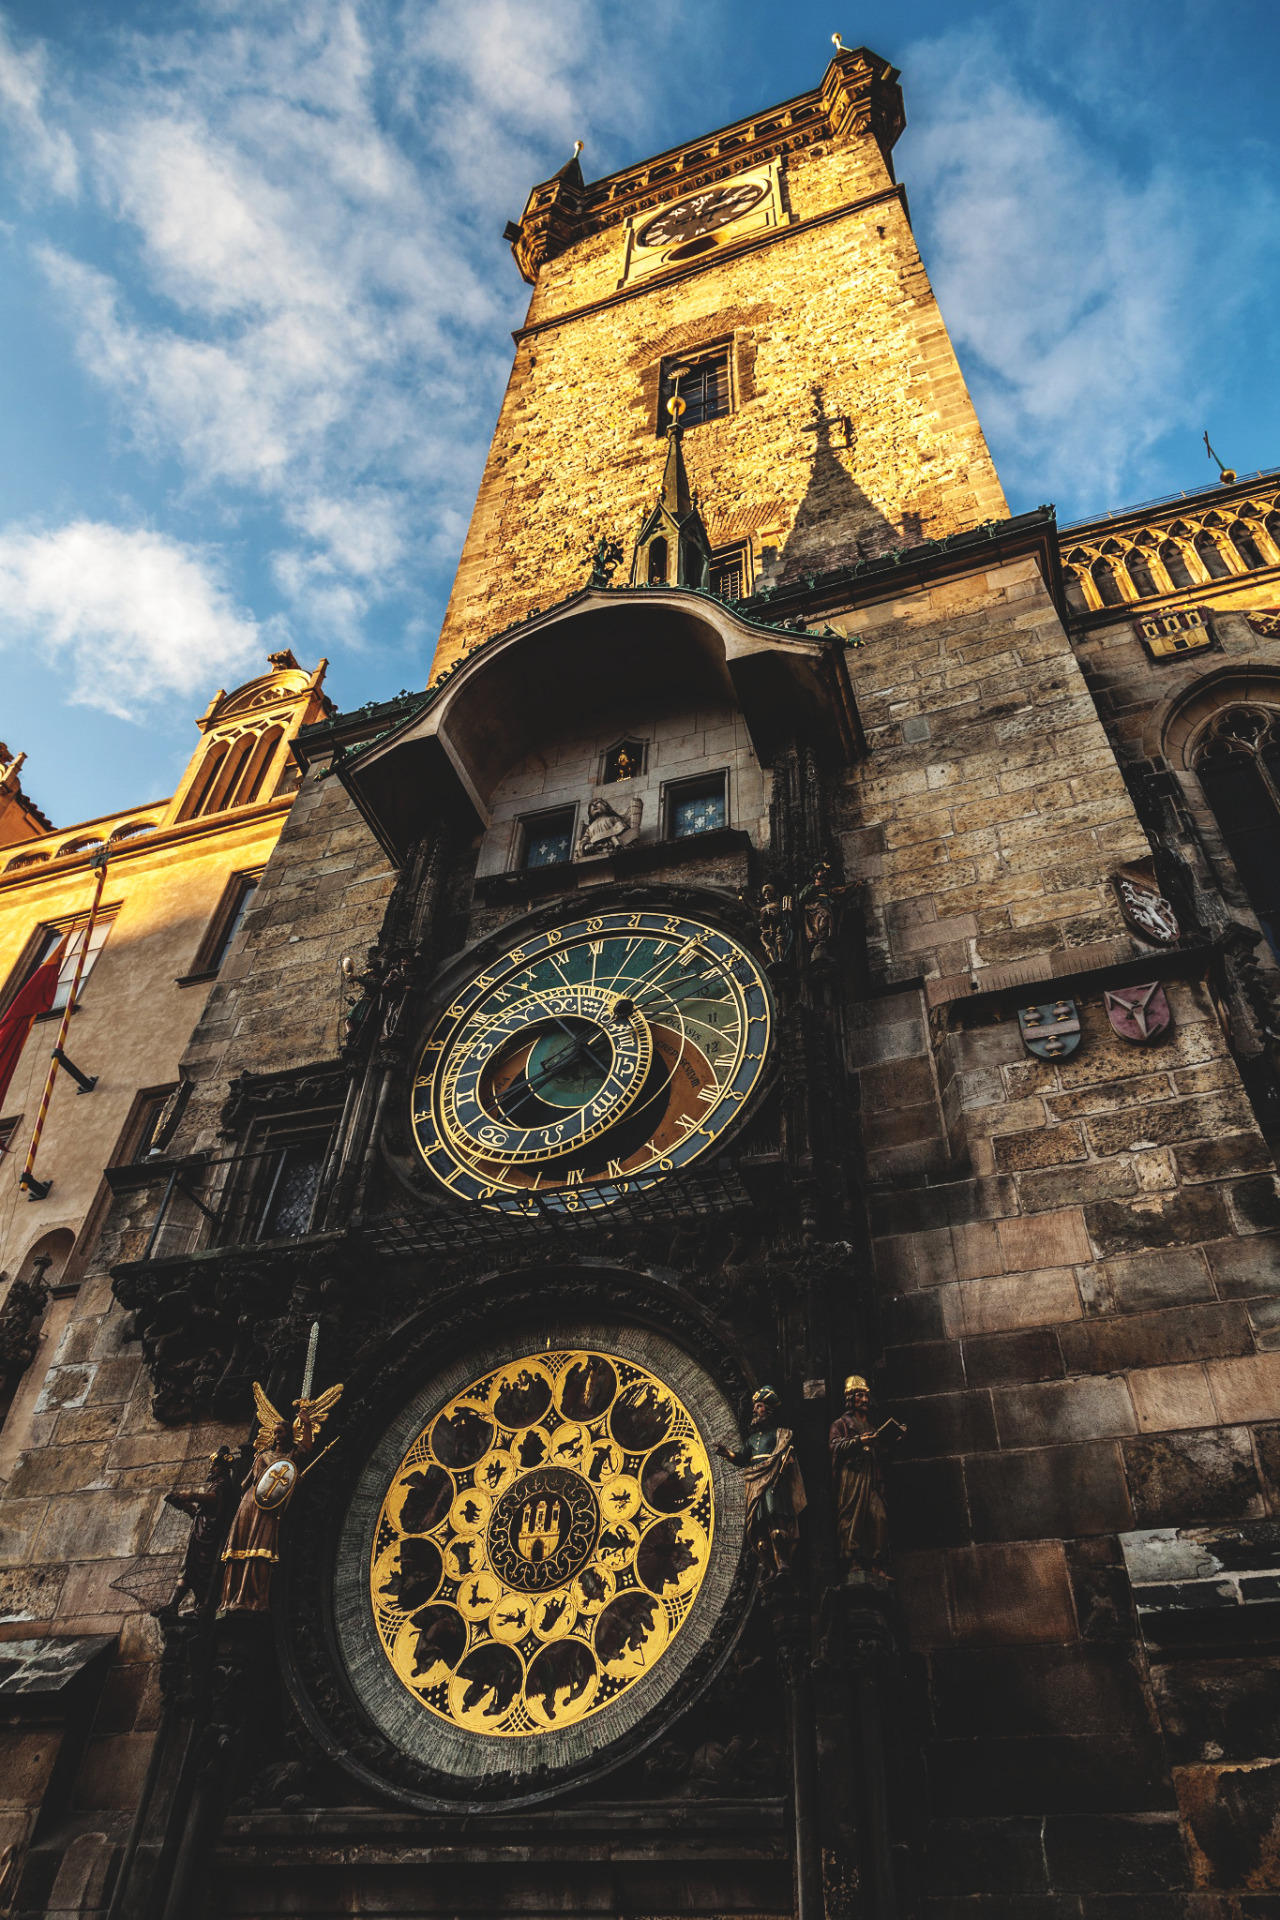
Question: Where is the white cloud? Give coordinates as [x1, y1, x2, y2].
[0, 522, 262, 720]
[9, 0, 688, 658]
[903, 29, 1277, 510]
[0, 19, 76, 196]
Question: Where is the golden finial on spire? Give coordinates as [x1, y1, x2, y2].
[1204, 430, 1237, 486]
[832, 32, 846, 51]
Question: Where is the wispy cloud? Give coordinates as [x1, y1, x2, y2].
[2, 0, 679, 696]
[0, 522, 262, 720]
[904, 26, 1278, 511]
[0, 17, 76, 195]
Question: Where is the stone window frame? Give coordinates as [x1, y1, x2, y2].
[513, 804, 578, 873]
[661, 768, 731, 841]
[655, 340, 735, 435]
[179, 868, 265, 985]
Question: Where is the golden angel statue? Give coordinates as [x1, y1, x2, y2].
[219, 1375, 342, 1614]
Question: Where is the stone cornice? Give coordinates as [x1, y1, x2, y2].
[507, 48, 904, 283]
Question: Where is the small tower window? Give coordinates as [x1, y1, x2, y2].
[710, 544, 750, 601]
[657, 347, 731, 434]
[519, 808, 575, 870]
[666, 773, 727, 839]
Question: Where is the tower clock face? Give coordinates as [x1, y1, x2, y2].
[636, 180, 768, 250]
[411, 910, 772, 1212]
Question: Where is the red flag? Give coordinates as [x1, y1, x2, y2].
[0, 939, 67, 1115]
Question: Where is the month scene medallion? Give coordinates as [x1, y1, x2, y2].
[363, 1346, 719, 1744]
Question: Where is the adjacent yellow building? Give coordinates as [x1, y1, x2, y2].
[0, 653, 328, 1474]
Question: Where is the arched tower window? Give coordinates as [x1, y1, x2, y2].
[647, 538, 669, 585]
[1091, 557, 1124, 606]
[1194, 529, 1233, 580]
[206, 733, 258, 814]
[178, 740, 229, 821]
[1159, 539, 1198, 590]
[1194, 704, 1280, 962]
[1125, 548, 1159, 598]
[229, 727, 283, 808]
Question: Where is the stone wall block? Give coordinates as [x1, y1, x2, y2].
[1122, 1427, 1262, 1527]
[993, 1375, 1137, 1449]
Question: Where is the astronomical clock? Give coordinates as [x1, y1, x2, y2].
[409, 910, 772, 1213]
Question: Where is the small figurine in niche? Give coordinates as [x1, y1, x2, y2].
[219, 1378, 342, 1614]
[576, 794, 642, 860]
[757, 882, 794, 969]
[614, 747, 635, 781]
[828, 1374, 905, 1583]
[798, 862, 856, 970]
[162, 1445, 237, 1613]
[716, 1386, 807, 1575]
[587, 533, 624, 588]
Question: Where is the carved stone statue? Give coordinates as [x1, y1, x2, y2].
[163, 1446, 236, 1613]
[757, 883, 793, 968]
[798, 862, 856, 969]
[576, 794, 642, 860]
[716, 1387, 807, 1574]
[219, 1381, 342, 1614]
[828, 1374, 904, 1582]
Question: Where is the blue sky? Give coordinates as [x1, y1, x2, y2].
[1, 0, 1277, 827]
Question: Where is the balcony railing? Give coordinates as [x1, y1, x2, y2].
[139, 1143, 326, 1261]
[134, 1150, 753, 1263]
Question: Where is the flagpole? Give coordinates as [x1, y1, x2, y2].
[20, 849, 108, 1198]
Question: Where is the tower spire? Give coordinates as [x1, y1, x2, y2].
[629, 379, 712, 590]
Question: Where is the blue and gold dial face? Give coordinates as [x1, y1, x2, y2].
[412, 911, 771, 1212]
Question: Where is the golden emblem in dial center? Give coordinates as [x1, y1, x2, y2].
[370, 1350, 714, 1737]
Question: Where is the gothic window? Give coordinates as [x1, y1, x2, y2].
[229, 727, 284, 807]
[657, 346, 731, 433]
[186, 871, 262, 979]
[1160, 540, 1198, 590]
[9, 914, 116, 1015]
[255, 1139, 327, 1240]
[1194, 705, 1280, 962]
[710, 544, 751, 601]
[1194, 530, 1233, 580]
[519, 808, 575, 870]
[647, 537, 669, 585]
[1125, 549, 1159, 598]
[1230, 522, 1268, 570]
[666, 773, 727, 839]
[178, 740, 229, 821]
[1091, 557, 1124, 606]
[209, 733, 258, 811]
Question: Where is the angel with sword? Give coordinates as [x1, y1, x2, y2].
[219, 1325, 342, 1614]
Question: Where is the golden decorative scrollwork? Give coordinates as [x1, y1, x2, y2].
[369, 1349, 714, 1738]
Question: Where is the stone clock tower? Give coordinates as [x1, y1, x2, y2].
[7, 42, 1278, 1920]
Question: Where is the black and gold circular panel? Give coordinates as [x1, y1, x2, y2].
[411, 911, 772, 1213]
[335, 1324, 745, 1799]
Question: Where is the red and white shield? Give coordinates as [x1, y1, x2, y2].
[1104, 982, 1171, 1044]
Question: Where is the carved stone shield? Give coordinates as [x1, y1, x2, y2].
[254, 1457, 298, 1512]
[1112, 864, 1179, 946]
[1017, 1000, 1081, 1060]
[1104, 982, 1171, 1044]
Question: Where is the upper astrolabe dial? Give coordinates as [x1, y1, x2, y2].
[635, 180, 768, 250]
[411, 911, 772, 1213]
